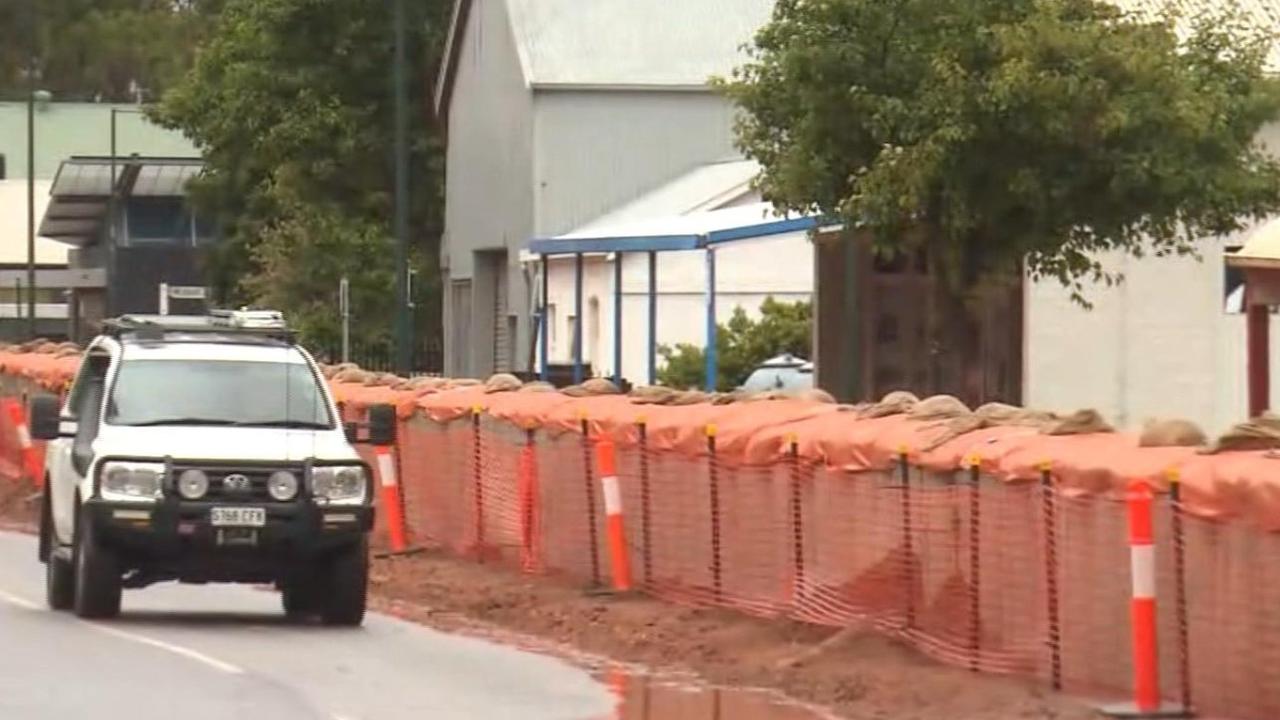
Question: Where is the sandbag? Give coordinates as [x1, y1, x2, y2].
[1043, 408, 1114, 436]
[562, 378, 621, 397]
[1139, 418, 1208, 448]
[1202, 413, 1280, 454]
[856, 390, 919, 419]
[483, 373, 523, 394]
[908, 395, 971, 421]
[795, 388, 836, 404]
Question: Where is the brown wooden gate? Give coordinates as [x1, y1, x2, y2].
[815, 230, 1022, 406]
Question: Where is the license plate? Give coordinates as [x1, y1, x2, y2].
[210, 507, 266, 527]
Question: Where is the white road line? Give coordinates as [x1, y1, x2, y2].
[0, 588, 38, 610]
[88, 624, 245, 675]
[0, 586, 244, 675]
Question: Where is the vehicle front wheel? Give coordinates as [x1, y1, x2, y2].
[319, 539, 368, 627]
[281, 571, 321, 619]
[42, 493, 74, 611]
[72, 509, 122, 619]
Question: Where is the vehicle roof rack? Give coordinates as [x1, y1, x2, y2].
[102, 310, 296, 343]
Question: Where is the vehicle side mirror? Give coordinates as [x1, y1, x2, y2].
[29, 394, 66, 441]
[367, 404, 397, 447]
[343, 421, 359, 444]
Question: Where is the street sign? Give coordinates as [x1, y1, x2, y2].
[159, 284, 208, 315]
[168, 285, 208, 300]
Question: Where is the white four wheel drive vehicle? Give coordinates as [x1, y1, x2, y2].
[31, 310, 396, 626]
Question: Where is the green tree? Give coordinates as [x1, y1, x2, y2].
[0, 1, 219, 102]
[658, 298, 812, 391]
[150, 0, 450, 357]
[717, 0, 1280, 394]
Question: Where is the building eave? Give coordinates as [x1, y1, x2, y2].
[433, 0, 473, 125]
[530, 82, 715, 93]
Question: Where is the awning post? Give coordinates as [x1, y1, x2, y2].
[613, 252, 623, 385]
[1248, 299, 1270, 417]
[574, 252, 584, 384]
[648, 251, 657, 386]
[539, 254, 549, 381]
[705, 247, 718, 392]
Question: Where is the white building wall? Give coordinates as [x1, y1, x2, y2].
[1025, 123, 1280, 435]
[539, 232, 813, 383]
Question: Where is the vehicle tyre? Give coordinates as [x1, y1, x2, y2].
[281, 570, 321, 619]
[42, 492, 74, 611]
[319, 538, 368, 627]
[38, 486, 52, 562]
[72, 508, 122, 619]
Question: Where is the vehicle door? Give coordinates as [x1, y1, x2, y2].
[47, 346, 112, 543]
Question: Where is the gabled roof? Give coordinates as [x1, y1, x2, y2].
[529, 200, 822, 255]
[435, 0, 776, 119]
[572, 158, 761, 235]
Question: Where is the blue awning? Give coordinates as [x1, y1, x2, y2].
[528, 202, 828, 255]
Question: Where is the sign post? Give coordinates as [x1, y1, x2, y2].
[339, 276, 351, 364]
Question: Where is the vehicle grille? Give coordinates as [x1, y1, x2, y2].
[174, 466, 302, 503]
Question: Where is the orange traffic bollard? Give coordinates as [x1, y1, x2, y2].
[595, 436, 632, 592]
[5, 399, 41, 488]
[1101, 480, 1190, 718]
[373, 444, 408, 554]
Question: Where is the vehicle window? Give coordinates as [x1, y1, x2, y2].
[104, 359, 332, 428]
[65, 352, 110, 416]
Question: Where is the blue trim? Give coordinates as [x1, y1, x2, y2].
[704, 248, 717, 392]
[705, 216, 822, 245]
[529, 234, 701, 255]
[573, 253, 584, 384]
[647, 251, 657, 386]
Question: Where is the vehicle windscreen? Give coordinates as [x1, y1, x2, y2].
[741, 366, 816, 392]
[104, 359, 332, 429]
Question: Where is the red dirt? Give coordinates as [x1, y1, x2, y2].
[0, 488, 1097, 719]
[368, 549, 1100, 720]
[0, 482, 37, 534]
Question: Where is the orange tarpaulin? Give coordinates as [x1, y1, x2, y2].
[13, 349, 1280, 527]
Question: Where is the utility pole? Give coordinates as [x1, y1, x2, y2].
[392, 0, 412, 373]
[25, 0, 37, 338]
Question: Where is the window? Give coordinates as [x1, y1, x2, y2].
[567, 315, 579, 359]
[125, 197, 187, 245]
[0, 287, 65, 305]
[105, 359, 332, 428]
[66, 352, 110, 417]
[1225, 245, 1245, 314]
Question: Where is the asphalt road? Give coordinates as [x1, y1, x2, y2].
[0, 531, 612, 720]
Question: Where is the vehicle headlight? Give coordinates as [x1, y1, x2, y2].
[310, 465, 367, 505]
[177, 469, 209, 500]
[268, 470, 299, 501]
[100, 461, 165, 503]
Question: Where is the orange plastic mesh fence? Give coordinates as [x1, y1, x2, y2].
[19, 373, 1280, 720]
[1180, 513, 1280, 719]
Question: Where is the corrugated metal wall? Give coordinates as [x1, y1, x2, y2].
[440, 0, 534, 376]
[531, 90, 739, 237]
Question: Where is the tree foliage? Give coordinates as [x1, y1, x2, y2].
[658, 298, 812, 391]
[150, 0, 450, 355]
[0, 1, 220, 102]
[718, 0, 1280, 299]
